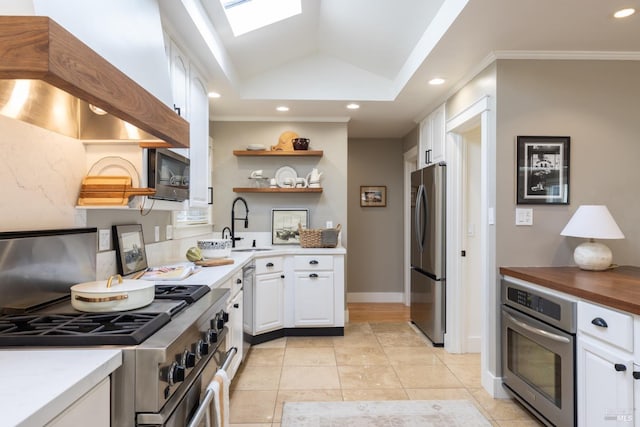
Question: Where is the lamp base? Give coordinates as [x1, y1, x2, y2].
[574, 241, 613, 271]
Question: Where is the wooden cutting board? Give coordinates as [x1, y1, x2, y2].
[195, 258, 234, 267]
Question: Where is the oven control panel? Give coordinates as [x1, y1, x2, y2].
[507, 287, 561, 321]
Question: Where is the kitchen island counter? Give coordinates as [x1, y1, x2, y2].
[0, 349, 122, 426]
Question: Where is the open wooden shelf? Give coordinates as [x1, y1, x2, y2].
[233, 150, 323, 157]
[233, 187, 323, 193]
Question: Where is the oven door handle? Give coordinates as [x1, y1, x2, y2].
[506, 313, 571, 343]
[187, 388, 214, 427]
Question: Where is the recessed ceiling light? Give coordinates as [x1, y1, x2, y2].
[614, 8, 635, 18]
[208, 91, 221, 98]
[276, 106, 289, 112]
[429, 78, 445, 85]
[346, 103, 360, 110]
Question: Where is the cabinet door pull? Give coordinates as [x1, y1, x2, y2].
[266, 262, 274, 267]
[614, 363, 627, 372]
[233, 303, 239, 309]
[591, 317, 608, 328]
[309, 260, 319, 265]
[309, 273, 319, 278]
[281, 274, 285, 279]
[173, 104, 181, 116]
[633, 372, 640, 380]
[236, 278, 242, 284]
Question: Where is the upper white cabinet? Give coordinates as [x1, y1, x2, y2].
[418, 103, 446, 168]
[166, 35, 211, 208]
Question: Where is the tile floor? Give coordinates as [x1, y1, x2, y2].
[229, 322, 544, 427]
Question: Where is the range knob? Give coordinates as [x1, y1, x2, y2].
[222, 311, 229, 323]
[216, 315, 225, 330]
[207, 328, 218, 344]
[182, 350, 196, 368]
[196, 339, 209, 358]
[167, 361, 185, 386]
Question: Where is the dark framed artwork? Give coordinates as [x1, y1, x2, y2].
[112, 224, 148, 275]
[271, 208, 309, 245]
[360, 185, 387, 207]
[516, 136, 570, 205]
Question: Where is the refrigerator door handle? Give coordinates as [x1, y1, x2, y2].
[415, 184, 426, 253]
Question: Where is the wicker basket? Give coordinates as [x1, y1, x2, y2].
[298, 223, 341, 248]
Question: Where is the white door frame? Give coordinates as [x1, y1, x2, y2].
[444, 95, 503, 397]
[403, 146, 418, 306]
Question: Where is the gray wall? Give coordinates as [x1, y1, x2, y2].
[495, 60, 640, 268]
[347, 138, 404, 294]
[210, 121, 348, 243]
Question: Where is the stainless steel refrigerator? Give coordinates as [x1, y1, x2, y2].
[410, 162, 446, 346]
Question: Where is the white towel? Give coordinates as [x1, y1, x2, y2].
[206, 380, 222, 427]
[209, 369, 230, 427]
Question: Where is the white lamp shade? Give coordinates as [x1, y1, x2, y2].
[560, 205, 624, 239]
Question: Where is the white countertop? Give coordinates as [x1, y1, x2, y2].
[0, 246, 346, 425]
[0, 349, 122, 426]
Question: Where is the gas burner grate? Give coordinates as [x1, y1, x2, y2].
[154, 284, 210, 303]
[0, 312, 170, 346]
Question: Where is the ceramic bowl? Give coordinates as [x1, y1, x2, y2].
[197, 239, 232, 259]
[292, 138, 310, 150]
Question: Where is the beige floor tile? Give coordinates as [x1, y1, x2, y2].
[285, 336, 335, 347]
[229, 424, 272, 427]
[376, 331, 432, 347]
[471, 388, 533, 421]
[393, 364, 464, 388]
[244, 348, 286, 367]
[344, 322, 374, 335]
[338, 365, 403, 389]
[383, 346, 441, 366]
[333, 333, 382, 348]
[273, 389, 343, 422]
[436, 350, 481, 366]
[283, 347, 336, 366]
[447, 363, 483, 388]
[494, 420, 546, 427]
[279, 366, 341, 389]
[334, 346, 389, 365]
[342, 388, 408, 401]
[369, 322, 415, 334]
[229, 390, 277, 424]
[404, 387, 474, 400]
[233, 365, 282, 390]
[252, 337, 287, 349]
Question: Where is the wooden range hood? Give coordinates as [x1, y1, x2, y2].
[0, 16, 188, 148]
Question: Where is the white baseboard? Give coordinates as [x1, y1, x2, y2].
[482, 370, 510, 399]
[465, 336, 482, 353]
[347, 292, 404, 303]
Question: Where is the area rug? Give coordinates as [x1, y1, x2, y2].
[281, 400, 491, 427]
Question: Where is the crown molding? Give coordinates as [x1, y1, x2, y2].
[494, 50, 640, 61]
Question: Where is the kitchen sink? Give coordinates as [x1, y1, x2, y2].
[232, 248, 273, 252]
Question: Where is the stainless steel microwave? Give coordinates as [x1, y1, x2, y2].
[147, 148, 190, 202]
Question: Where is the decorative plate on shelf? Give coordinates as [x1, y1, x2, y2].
[275, 166, 297, 188]
[246, 144, 267, 151]
[87, 156, 140, 187]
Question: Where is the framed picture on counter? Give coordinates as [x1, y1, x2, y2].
[113, 224, 149, 275]
[271, 208, 309, 245]
[516, 136, 570, 205]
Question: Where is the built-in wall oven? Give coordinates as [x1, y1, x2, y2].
[501, 277, 577, 427]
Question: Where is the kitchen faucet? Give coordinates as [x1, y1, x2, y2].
[230, 197, 249, 248]
[221, 226, 232, 240]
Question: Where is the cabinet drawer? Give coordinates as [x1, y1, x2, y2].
[255, 256, 284, 275]
[294, 255, 333, 270]
[578, 301, 633, 352]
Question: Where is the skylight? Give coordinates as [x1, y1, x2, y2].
[220, 0, 301, 37]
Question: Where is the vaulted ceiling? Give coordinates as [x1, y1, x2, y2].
[159, 0, 640, 138]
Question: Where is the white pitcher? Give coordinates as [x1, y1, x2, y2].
[306, 168, 323, 184]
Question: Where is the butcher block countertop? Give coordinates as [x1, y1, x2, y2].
[500, 265, 640, 315]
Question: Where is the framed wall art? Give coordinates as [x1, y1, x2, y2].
[112, 224, 148, 275]
[271, 208, 309, 245]
[360, 185, 387, 207]
[516, 136, 570, 205]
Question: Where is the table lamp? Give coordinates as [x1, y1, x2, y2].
[560, 205, 624, 271]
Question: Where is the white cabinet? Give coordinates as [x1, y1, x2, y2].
[225, 271, 244, 379]
[293, 255, 334, 327]
[577, 301, 635, 426]
[46, 377, 110, 427]
[254, 257, 285, 334]
[418, 103, 446, 168]
[166, 35, 211, 208]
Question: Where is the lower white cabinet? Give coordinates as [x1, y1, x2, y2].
[46, 377, 110, 427]
[294, 271, 334, 326]
[254, 271, 285, 334]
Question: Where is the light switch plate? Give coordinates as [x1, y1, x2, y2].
[98, 229, 110, 251]
[515, 208, 533, 226]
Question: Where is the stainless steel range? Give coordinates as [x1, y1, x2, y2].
[0, 228, 234, 426]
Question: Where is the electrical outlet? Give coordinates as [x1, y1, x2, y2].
[154, 226, 160, 242]
[98, 229, 110, 251]
[515, 208, 533, 226]
[166, 225, 173, 240]
[326, 221, 333, 228]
